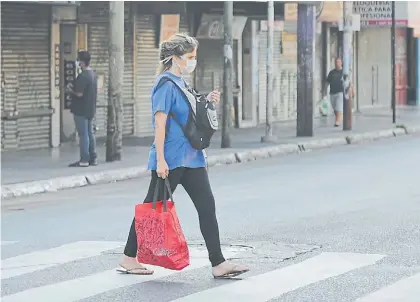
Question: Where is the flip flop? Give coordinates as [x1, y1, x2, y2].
[116, 265, 154, 275]
[213, 266, 250, 279]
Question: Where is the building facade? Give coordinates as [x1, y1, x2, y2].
[1, 2, 54, 150]
[1, 1, 288, 151]
[351, 1, 420, 109]
[1, 1, 192, 150]
[6, 1, 417, 151]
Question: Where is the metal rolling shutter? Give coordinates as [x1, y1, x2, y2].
[78, 2, 108, 138]
[1, 3, 51, 150]
[79, 2, 134, 137]
[136, 14, 159, 136]
[272, 30, 286, 121]
[1, 121, 4, 150]
[1, 76, 3, 149]
[283, 22, 298, 120]
[123, 4, 134, 135]
[259, 30, 286, 123]
[1, 74, 19, 150]
[258, 32, 267, 123]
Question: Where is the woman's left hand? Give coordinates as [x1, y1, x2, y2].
[207, 89, 221, 104]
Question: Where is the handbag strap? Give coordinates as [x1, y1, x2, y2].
[152, 178, 174, 212]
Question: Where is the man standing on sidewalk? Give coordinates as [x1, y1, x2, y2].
[325, 57, 344, 127]
[66, 50, 98, 167]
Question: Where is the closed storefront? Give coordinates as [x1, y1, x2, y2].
[282, 22, 298, 121]
[135, 14, 160, 136]
[357, 27, 409, 107]
[195, 15, 246, 127]
[134, 12, 191, 137]
[258, 22, 288, 123]
[257, 30, 267, 123]
[123, 3, 135, 134]
[78, 2, 134, 138]
[196, 39, 239, 93]
[354, 1, 409, 107]
[272, 30, 284, 121]
[258, 10, 328, 123]
[196, 39, 240, 126]
[357, 28, 392, 108]
[1, 2, 51, 150]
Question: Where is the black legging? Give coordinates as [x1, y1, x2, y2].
[124, 167, 226, 267]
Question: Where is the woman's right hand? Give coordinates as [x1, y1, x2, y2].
[157, 159, 169, 179]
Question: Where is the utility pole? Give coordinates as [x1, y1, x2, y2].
[391, 1, 396, 124]
[262, 0, 277, 142]
[296, 3, 315, 137]
[106, 1, 124, 162]
[221, 1, 233, 148]
[342, 1, 354, 131]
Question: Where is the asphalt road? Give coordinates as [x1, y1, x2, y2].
[2, 135, 420, 302]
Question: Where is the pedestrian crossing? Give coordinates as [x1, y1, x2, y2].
[2, 240, 420, 302]
[355, 272, 420, 302]
[170, 252, 385, 302]
[1, 241, 123, 279]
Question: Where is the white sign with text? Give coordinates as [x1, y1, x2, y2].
[353, 1, 408, 27]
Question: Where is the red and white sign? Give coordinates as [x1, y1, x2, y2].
[353, 1, 408, 27]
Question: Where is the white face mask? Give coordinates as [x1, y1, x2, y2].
[185, 59, 197, 73]
[175, 56, 197, 75]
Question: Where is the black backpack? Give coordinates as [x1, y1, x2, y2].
[156, 76, 218, 150]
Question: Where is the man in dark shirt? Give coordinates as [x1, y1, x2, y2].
[66, 50, 98, 167]
[325, 57, 344, 127]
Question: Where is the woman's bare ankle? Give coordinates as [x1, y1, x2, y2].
[212, 261, 249, 275]
[121, 255, 138, 264]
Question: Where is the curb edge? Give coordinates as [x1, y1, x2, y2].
[2, 126, 418, 200]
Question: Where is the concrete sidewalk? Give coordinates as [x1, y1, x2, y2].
[2, 107, 420, 199]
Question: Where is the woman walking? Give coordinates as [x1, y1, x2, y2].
[118, 33, 249, 278]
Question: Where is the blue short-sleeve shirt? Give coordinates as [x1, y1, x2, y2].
[147, 72, 206, 171]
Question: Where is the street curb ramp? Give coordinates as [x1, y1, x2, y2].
[2, 125, 418, 200]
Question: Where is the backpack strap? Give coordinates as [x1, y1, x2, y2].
[155, 76, 188, 134]
[156, 76, 191, 102]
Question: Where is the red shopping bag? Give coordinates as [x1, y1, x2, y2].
[135, 178, 190, 271]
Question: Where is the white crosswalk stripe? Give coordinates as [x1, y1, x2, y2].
[169, 252, 385, 302]
[2, 240, 419, 302]
[1, 242, 240, 302]
[355, 273, 420, 302]
[1, 241, 123, 279]
[2, 259, 209, 302]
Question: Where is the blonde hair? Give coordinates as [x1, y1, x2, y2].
[156, 33, 199, 75]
